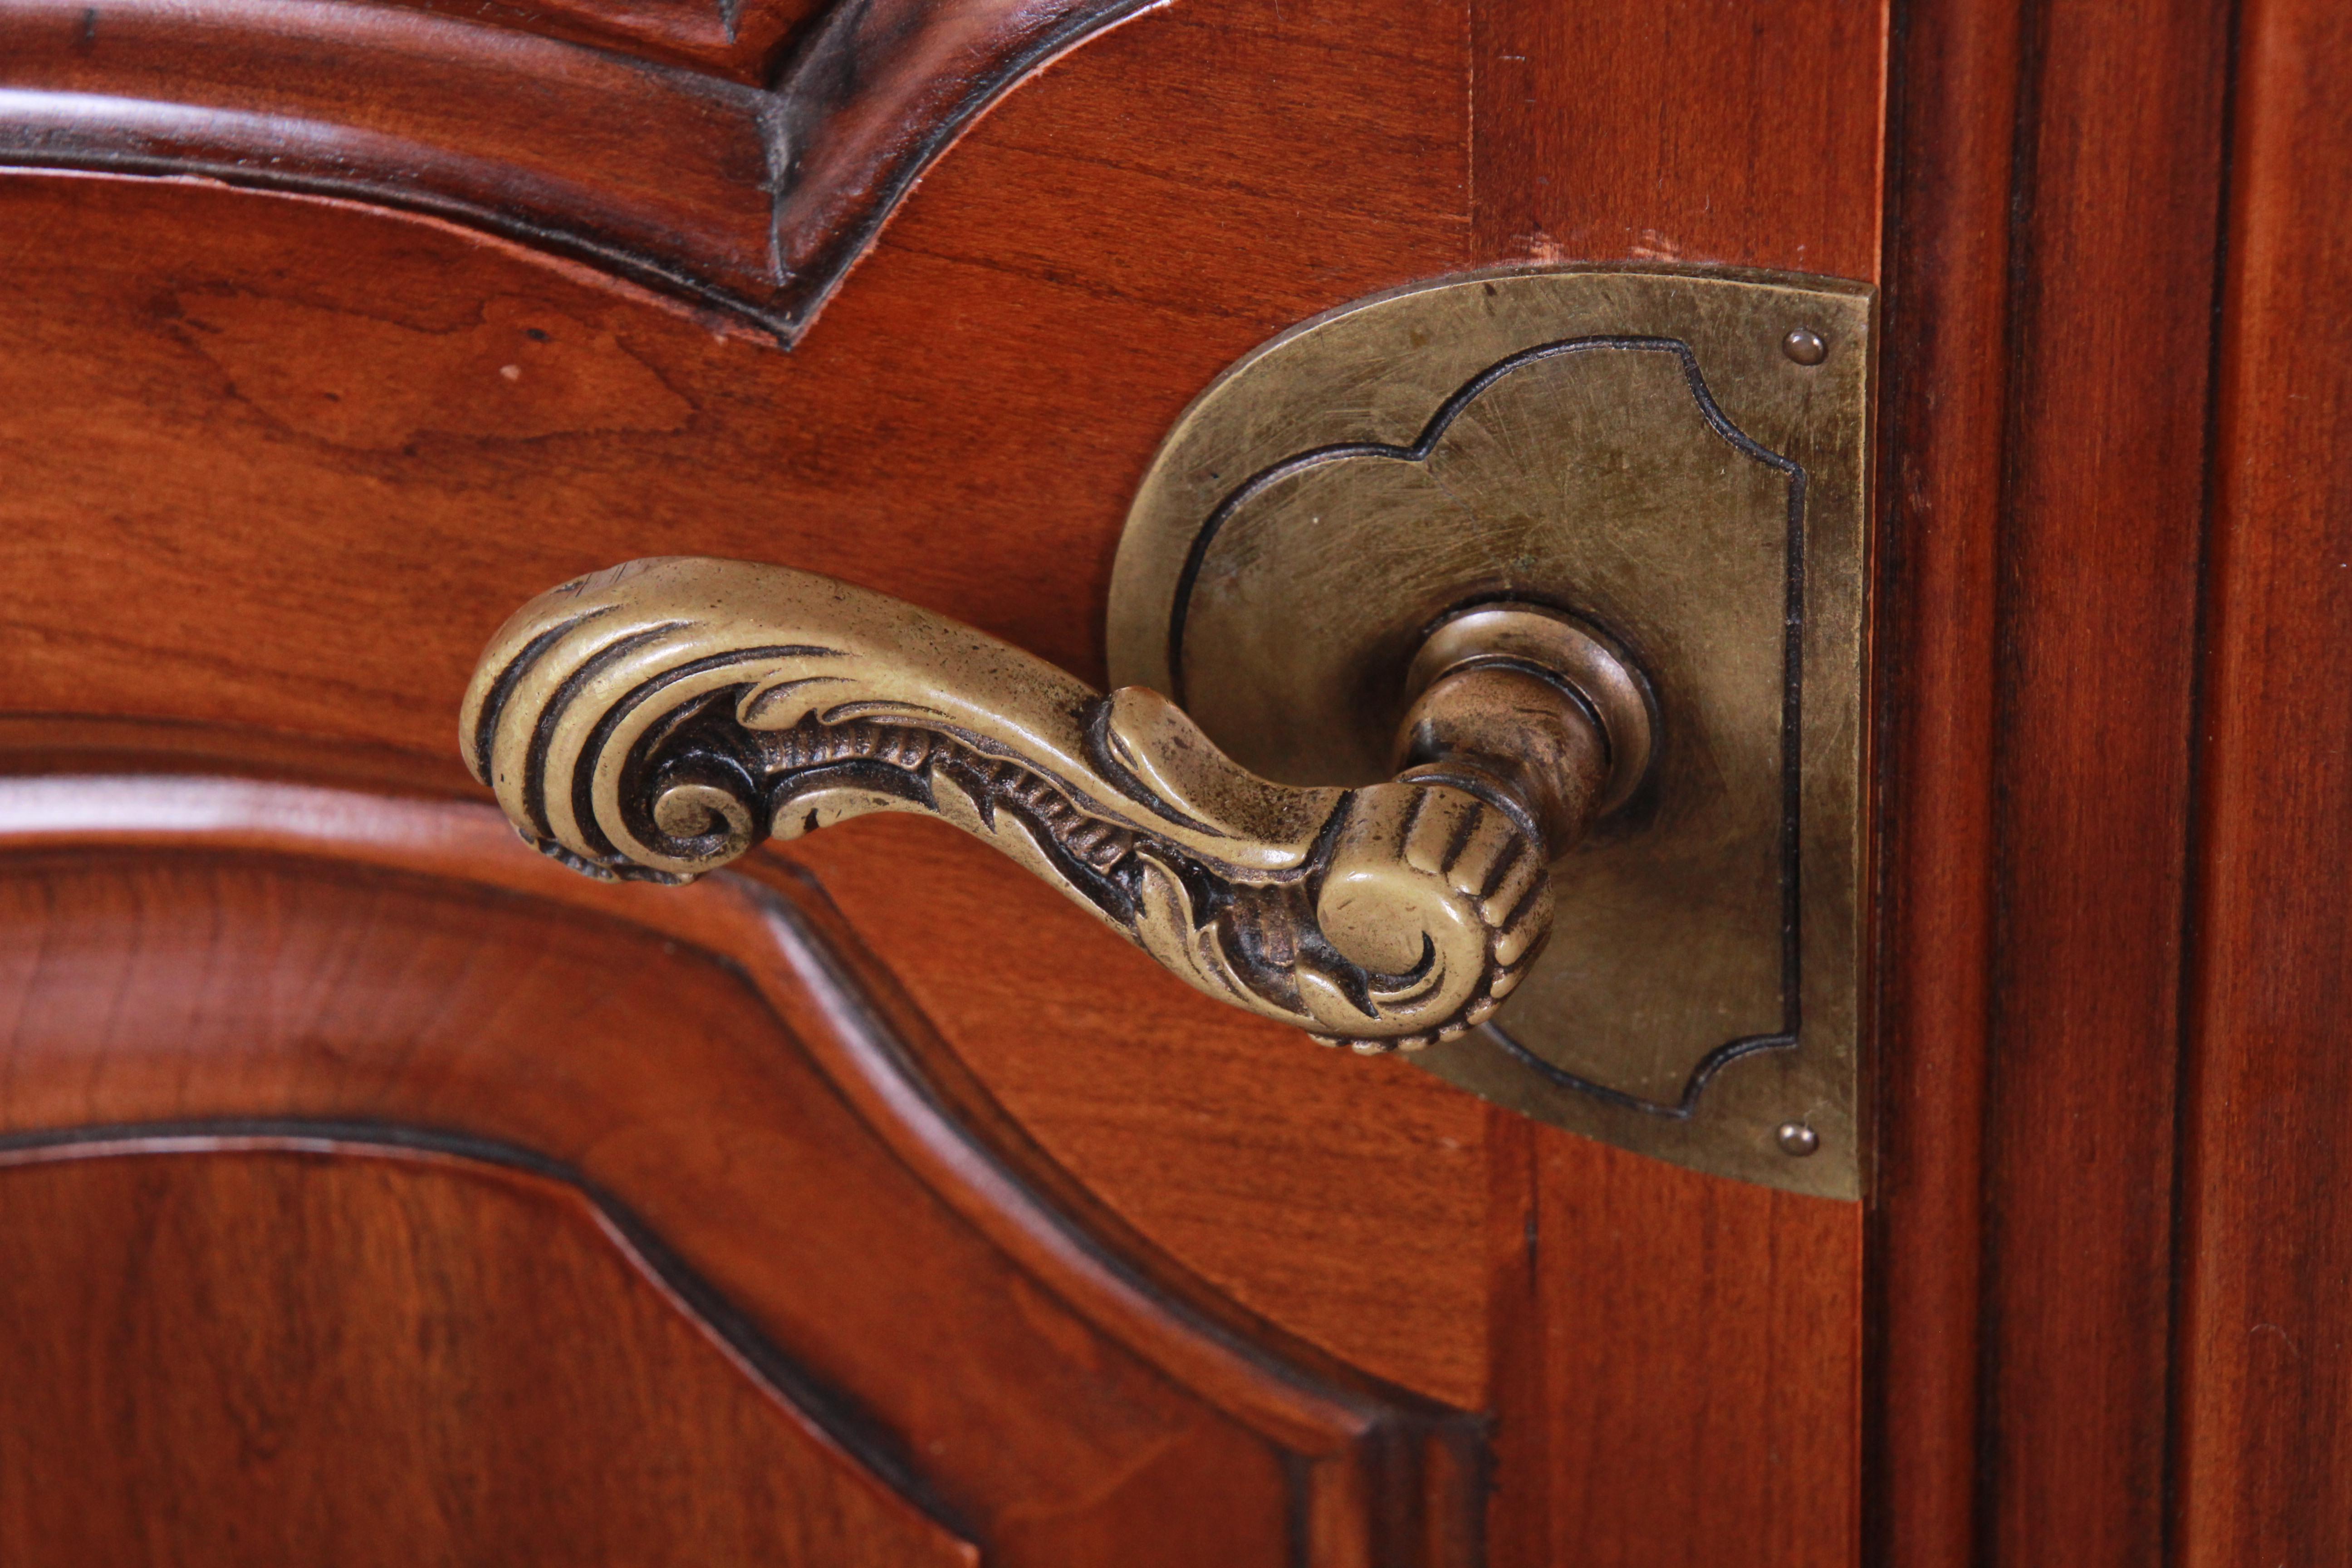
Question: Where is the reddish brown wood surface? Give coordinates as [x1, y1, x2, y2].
[0, 0, 1167, 341]
[1471, 0, 1886, 281]
[381, 0, 823, 76]
[1864, 0, 2018, 1562]
[1485, 1121, 1861, 1568]
[0, 0, 1907, 1559]
[0, 0, 1481, 1411]
[0, 42, 1476, 1396]
[1467, 3, 1882, 1563]
[0, 763, 1475, 1566]
[0, 1148, 974, 1567]
[2173, 0, 2352, 1560]
[1974, 5, 2232, 1563]
[791, 817, 1495, 1407]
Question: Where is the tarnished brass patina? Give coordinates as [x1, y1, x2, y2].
[1110, 265, 1873, 1196]
[463, 560, 1649, 1052]
[458, 265, 1872, 1195]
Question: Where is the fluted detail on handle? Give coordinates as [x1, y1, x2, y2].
[462, 557, 1580, 1051]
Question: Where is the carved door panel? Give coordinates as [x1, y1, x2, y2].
[2, 0, 2344, 1563]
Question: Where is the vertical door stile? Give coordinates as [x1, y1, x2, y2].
[2174, 0, 2352, 1559]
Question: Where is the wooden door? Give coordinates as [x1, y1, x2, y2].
[0, 0, 2343, 1563]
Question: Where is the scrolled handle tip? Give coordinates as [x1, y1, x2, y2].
[460, 558, 800, 884]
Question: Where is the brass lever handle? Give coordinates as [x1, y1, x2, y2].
[461, 557, 1651, 1052]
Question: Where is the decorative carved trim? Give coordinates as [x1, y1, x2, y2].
[0, 0, 1166, 344]
[0, 754, 1483, 1560]
[464, 558, 1557, 1050]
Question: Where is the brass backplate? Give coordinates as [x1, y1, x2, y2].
[1108, 266, 1873, 1197]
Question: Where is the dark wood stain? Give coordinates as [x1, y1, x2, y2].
[1865, 0, 2019, 1561]
[1467, 2, 1881, 1562]
[2174, 0, 2352, 1559]
[0, 775, 1477, 1564]
[0, 0, 1171, 343]
[1978, 3, 2232, 1563]
[9, 0, 2344, 1558]
[0, 0, 1480, 1424]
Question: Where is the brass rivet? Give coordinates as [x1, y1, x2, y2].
[1775, 1121, 1821, 1157]
[1782, 328, 1828, 366]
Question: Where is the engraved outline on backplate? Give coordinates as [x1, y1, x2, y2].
[1108, 265, 1874, 1197]
[1171, 335, 1808, 1117]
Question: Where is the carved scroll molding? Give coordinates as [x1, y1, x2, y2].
[0, 0, 1165, 344]
[463, 557, 1557, 1051]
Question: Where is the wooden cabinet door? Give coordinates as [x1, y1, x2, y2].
[0, 0, 2343, 1564]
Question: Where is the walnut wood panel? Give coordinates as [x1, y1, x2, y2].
[0, 1147, 975, 1568]
[788, 817, 1494, 1406]
[1484, 1118, 1861, 1568]
[373, 0, 823, 76]
[1470, 0, 1886, 281]
[0, 0, 1474, 1410]
[0, 764, 1478, 1566]
[2173, 1, 2352, 1560]
[0, 0, 1166, 343]
[1465, 3, 1882, 1563]
[1864, 0, 2018, 1562]
[0, 0, 1903, 1558]
[1973, 5, 2231, 1564]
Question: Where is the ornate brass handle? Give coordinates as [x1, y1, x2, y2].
[461, 557, 1651, 1052]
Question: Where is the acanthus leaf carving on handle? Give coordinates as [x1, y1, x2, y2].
[462, 557, 1563, 1051]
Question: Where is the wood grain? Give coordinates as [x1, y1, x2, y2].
[0, 759, 1480, 1564]
[379, 0, 825, 77]
[0, 0, 1476, 1407]
[2173, 1, 2352, 1561]
[0, 1147, 975, 1568]
[1864, 0, 2020, 1562]
[0, 0, 1917, 1555]
[1465, 3, 1882, 1563]
[790, 816, 1495, 1408]
[0, 0, 1170, 343]
[1470, 0, 1886, 282]
[1978, 2, 2232, 1563]
[1488, 1127, 1862, 1568]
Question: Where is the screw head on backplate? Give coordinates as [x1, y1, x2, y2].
[1782, 327, 1829, 366]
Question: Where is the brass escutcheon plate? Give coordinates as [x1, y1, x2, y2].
[1108, 266, 1873, 1197]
